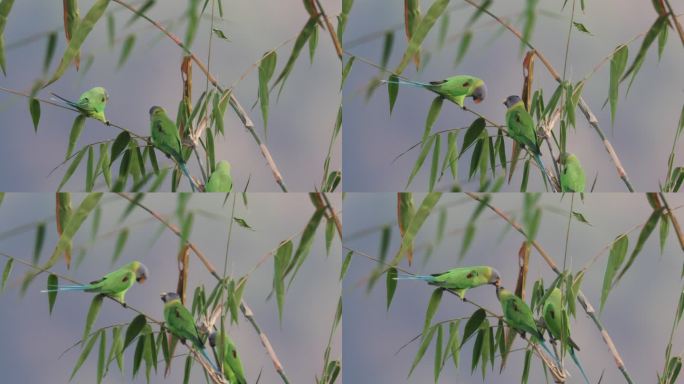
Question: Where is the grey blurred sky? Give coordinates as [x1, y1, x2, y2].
[343, 0, 684, 192]
[0, 193, 341, 383]
[343, 193, 684, 383]
[0, 0, 341, 192]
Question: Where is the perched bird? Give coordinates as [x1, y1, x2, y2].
[51, 86, 110, 124]
[209, 331, 247, 384]
[496, 284, 558, 363]
[395, 266, 500, 298]
[41, 261, 148, 305]
[503, 95, 551, 186]
[160, 292, 218, 372]
[543, 288, 590, 384]
[205, 161, 233, 193]
[382, 75, 487, 107]
[558, 152, 586, 193]
[149, 106, 196, 191]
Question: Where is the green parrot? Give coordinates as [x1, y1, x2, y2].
[382, 75, 487, 107]
[209, 331, 247, 384]
[496, 284, 558, 363]
[149, 106, 196, 192]
[205, 160, 233, 193]
[543, 288, 590, 384]
[503, 95, 551, 186]
[52, 86, 110, 124]
[161, 292, 218, 372]
[395, 266, 500, 298]
[41, 261, 148, 305]
[559, 152, 586, 193]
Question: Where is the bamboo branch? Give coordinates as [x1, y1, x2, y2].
[659, 193, 684, 252]
[313, 0, 343, 59]
[664, 0, 684, 47]
[464, 192, 635, 384]
[112, 0, 288, 192]
[462, 0, 635, 192]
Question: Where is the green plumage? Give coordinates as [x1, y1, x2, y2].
[384, 75, 487, 107]
[396, 266, 500, 298]
[52, 86, 109, 124]
[213, 331, 247, 384]
[205, 161, 233, 193]
[504, 98, 539, 154]
[559, 153, 586, 192]
[497, 286, 544, 341]
[149, 106, 196, 191]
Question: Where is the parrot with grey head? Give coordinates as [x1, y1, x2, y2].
[41, 261, 148, 305]
[382, 75, 487, 107]
[51, 86, 110, 124]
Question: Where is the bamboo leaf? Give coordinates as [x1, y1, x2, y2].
[660, 214, 669, 254]
[409, 325, 437, 377]
[616, 208, 661, 283]
[110, 131, 130, 163]
[117, 34, 136, 69]
[434, 324, 443, 383]
[0, 0, 16, 75]
[429, 133, 440, 191]
[325, 218, 334, 256]
[45, 0, 111, 87]
[454, 30, 472, 66]
[381, 32, 394, 68]
[340, 250, 352, 281]
[394, 193, 442, 263]
[388, 74, 399, 114]
[112, 229, 129, 264]
[47, 273, 58, 314]
[395, 0, 449, 74]
[572, 21, 592, 35]
[29, 98, 40, 131]
[107, 326, 123, 373]
[124, 314, 146, 350]
[83, 294, 104, 341]
[600, 234, 628, 313]
[212, 28, 230, 40]
[386, 267, 397, 310]
[258, 51, 277, 134]
[461, 118, 486, 154]
[462, 308, 486, 345]
[274, 240, 292, 323]
[609, 45, 628, 126]
[621, 16, 668, 91]
[70, 329, 101, 380]
[423, 96, 444, 144]
[423, 288, 443, 337]
[1, 257, 13, 292]
[97, 328, 106, 384]
[233, 217, 253, 230]
[406, 134, 436, 188]
[272, 17, 317, 96]
[66, 115, 86, 160]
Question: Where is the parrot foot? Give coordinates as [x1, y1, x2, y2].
[105, 120, 111, 126]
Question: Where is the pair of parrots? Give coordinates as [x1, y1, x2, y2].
[52, 88, 233, 193]
[385, 76, 586, 192]
[397, 266, 589, 383]
[42, 261, 246, 382]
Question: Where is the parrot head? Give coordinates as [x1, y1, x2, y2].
[149, 106, 166, 117]
[488, 268, 501, 286]
[471, 82, 487, 104]
[160, 292, 180, 303]
[92, 87, 109, 103]
[135, 262, 149, 284]
[557, 152, 575, 165]
[208, 331, 218, 347]
[503, 95, 522, 109]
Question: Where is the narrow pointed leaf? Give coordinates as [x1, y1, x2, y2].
[47, 273, 58, 314]
[386, 267, 397, 310]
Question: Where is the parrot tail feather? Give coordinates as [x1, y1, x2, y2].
[533, 153, 553, 189]
[570, 349, 591, 384]
[380, 79, 430, 88]
[394, 274, 435, 282]
[538, 340, 562, 367]
[50, 93, 81, 110]
[198, 347, 220, 373]
[178, 162, 197, 192]
[40, 285, 88, 292]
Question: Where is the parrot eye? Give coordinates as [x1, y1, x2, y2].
[462, 81, 470, 87]
[101, 97, 105, 102]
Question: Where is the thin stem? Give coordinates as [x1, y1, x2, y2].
[464, 192, 635, 384]
[112, 0, 288, 192]
[314, 0, 343, 59]
[659, 193, 684, 252]
[664, 0, 684, 47]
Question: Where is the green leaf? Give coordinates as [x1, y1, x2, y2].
[521, 349, 532, 384]
[107, 326, 123, 373]
[447, 320, 461, 369]
[471, 328, 483, 373]
[325, 218, 334, 256]
[454, 30, 472, 66]
[97, 328, 106, 384]
[124, 314, 147, 350]
[1, 257, 13, 292]
[341, 56, 355, 90]
[438, 13, 449, 48]
[381, 32, 394, 68]
[461, 118, 486, 154]
[112, 229, 129, 264]
[47, 273, 58, 314]
[125, 0, 154, 26]
[272, 17, 317, 96]
[273, 240, 292, 323]
[423, 288, 443, 337]
[0, 0, 16, 75]
[107, 13, 115, 47]
[45, 0, 111, 87]
[600, 234, 628, 313]
[616, 208, 661, 283]
[423, 96, 444, 144]
[212, 28, 230, 40]
[434, 324, 443, 383]
[621, 16, 668, 91]
[132, 332, 145, 378]
[29, 98, 40, 131]
[85, 146, 94, 191]
[658, 23, 668, 60]
[461, 308, 486, 346]
[233, 217, 254, 230]
[409, 324, 437, 377]
[66, 115, 86, 160]
[70, 329, 101, 380]
[388, 74, 399, 114]
[117, 34, 136, 69]
[308, 24, 318, 63]
[386, 267, 397, 310]
[572, 21, 592, 35]
[609, 45, 628, 127]
[33, 222, 46, 262]
[258, 51, 277, 134]
[395, 0, 449, 74]
[182, 355, 192, 384]
[429, 133, 440, 192]
[83, 294, 104, 341]
[394, 193, 442, 263]
[406, 134, 436, 188]
[43, 32, 58, 73]
[340, 250, 352, 281]
[110, 131, 131, 163]
[660, 214, 669, 254]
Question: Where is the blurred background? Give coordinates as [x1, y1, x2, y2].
[343, 193, 684, 383]
[0, 0, 341, 192]
[0, 193, 341, 383]
[343, 0, 684, 191]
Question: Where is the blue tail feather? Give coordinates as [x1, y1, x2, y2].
[198, 347, 219, 373]
[394, 274, 435, 282]
[380, 79, 430, 88]
[569, 349, 590, 384]
[533, 153, 553, 188]
[40, 285, 88, 293]
[538, 339, 562, 367]
[178, 162, 196, 192]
